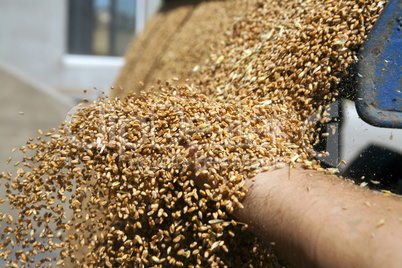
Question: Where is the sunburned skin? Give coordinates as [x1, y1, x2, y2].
[233, 164, 402, 268]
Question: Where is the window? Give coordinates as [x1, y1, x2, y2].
[68, 0, 136, 57]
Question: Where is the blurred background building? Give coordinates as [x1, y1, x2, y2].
[0, 0, 162, 101]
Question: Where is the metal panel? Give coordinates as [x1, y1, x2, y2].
[356, 0, 402, 128]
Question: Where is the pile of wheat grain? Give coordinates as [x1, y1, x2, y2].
[0, 0, 385, 267]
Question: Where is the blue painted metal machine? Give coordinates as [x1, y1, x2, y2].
[356, 0, 402, 128]
[315, 0, 402, 194]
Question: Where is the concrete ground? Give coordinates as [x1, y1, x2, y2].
[0, 60, 76, 265]
[0, 60, 75, 173]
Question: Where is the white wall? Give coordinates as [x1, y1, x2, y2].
[0, 0, 66, 86]
[0, 0, 162, 99]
